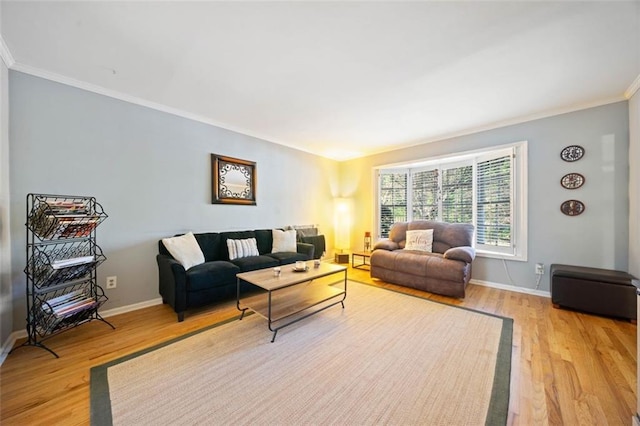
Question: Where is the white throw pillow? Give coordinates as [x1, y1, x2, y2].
[272, 229, 297, 253]
[162, 232, 205, 270]
[404, 229, 434, 252]
[227, 238, 259, 260]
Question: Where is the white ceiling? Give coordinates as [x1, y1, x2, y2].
[1, 1, 639, 160]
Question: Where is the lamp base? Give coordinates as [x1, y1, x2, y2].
[334, 253, 350, 264]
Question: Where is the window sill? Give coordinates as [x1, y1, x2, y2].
[476, 250, 527, 262]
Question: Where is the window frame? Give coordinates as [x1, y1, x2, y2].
[374, 141, 528, 261]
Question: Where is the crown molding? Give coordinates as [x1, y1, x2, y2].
[8, 61, 634, 163]
[358, 95, 628, 161]
[9, 62, 327, 156]
[0, 35, 15, 68]
[625, 73, 640, 99]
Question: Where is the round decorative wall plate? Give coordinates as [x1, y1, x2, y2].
[560, 200, 585, 216]
[560, 145, 585, 162]
[560, 173, 585, 189]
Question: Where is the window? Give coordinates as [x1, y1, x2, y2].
[441, 165, 473, 224]
[376, 142, 527, 260]
[412, 169, 438, 221]
[476, 155, 512, 253]
[379, 173, 407, 236]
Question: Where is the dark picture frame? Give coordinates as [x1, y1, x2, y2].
[211, 154, 257, 205]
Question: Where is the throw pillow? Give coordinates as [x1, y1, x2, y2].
[404, 229, 434, 252]
[295, 226, 318, 240]
[272, 229, 297, 253]
[162, 232, 205, 270]
[227, 238, 260, 260]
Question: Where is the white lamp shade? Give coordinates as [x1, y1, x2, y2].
[334, 198, 351, 251]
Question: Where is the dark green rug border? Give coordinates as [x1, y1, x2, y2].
[348, 279, 513, 426]
[90, 314, 247, 426]
[90, 280, 513, 426]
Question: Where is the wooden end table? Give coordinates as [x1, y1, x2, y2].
[351, 251, 371, 269]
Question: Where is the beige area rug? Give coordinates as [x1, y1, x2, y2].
[91, 281, 512, 425]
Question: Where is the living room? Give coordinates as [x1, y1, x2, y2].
[1, 1, 639, 424]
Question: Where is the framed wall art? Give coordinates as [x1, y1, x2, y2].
[560, 145, 585, 162]
[560, 172, 585, 189]
[211, 154, 257, 205]
[560, 199, 585, 216]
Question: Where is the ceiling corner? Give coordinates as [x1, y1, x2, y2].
[0, 34, 14, 68]
[625, 73, 640, 99]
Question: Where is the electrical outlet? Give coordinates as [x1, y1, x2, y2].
[535, 263, 544, 275]
[106, 276, 117, 289]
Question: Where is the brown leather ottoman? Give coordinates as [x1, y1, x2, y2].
[551, 264, 637, 322]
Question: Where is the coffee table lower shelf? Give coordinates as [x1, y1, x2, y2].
[236, 263, 347, 342]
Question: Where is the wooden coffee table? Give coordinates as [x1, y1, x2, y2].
[236, 262, 347, 342]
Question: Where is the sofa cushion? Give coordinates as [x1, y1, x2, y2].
[193, 233, 222, 262]
[231, 255, 279, 272]
[371, 250, 466, 283]
[227, 238, 260, 260]
[267, 252, 309, 265]
[272, 229, 297, 253]
[161, 232, 205, 270]
[219, 231, 257, 261]
[405, 229, 434, 252]
[186, 260, 240, 292]
[407, 220, 474, 254]
[254, 229, 273, 255]
[389, 222, 409, 245]
[435, 223, 474, 252]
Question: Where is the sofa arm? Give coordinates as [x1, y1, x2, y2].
[296, 242, 315, 260]
[373, 240, 399, 251]
[156, 254, 188, 321]
[443, 246, 476, 263]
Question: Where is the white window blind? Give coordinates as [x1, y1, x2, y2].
[412, 169, 439, 221]
[476, 155, 512, 250]
[379, 172, 407, 238]
[375, 142, 527, 260]
[441, 165, 473, 224]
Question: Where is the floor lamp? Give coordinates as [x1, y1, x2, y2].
[333, 198, 351, 263]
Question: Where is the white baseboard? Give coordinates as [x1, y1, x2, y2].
[0, 330, 25, 366]
[0, 297, 164, 367]
[99, 297, 164, 318]
[470, 278, 551, 298]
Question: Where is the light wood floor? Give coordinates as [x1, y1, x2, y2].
[1, 265, 636, 425]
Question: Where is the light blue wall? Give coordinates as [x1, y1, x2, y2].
[5, 69, 633, 337]
[343, 101, 630, 292]
[8, 71, 338, 330]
